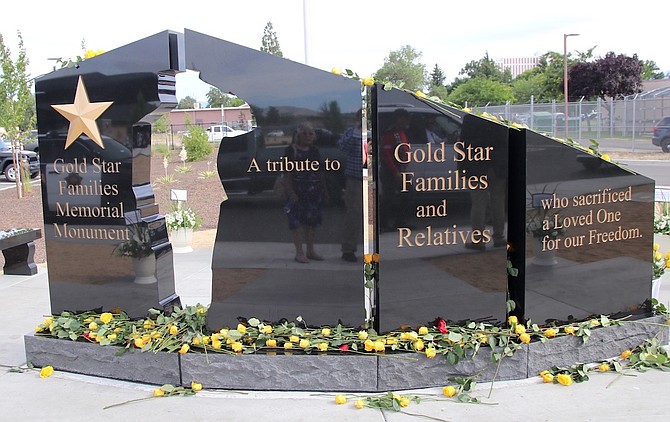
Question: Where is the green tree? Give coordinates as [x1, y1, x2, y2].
[374, 45, 427, 91]
[206, 87, 246, 108]
[569, 52, 643, 100]
[182, 124, 213, 161]
[459, 52, 512, 84]
[447, 78, 514, 107]
[153, 114, 169, 134]
[260, 22, 283, 57]
[429, 64, 445, 87]
[641, 60, 665, 80]
[0, 32, 34, 198]
[177, 96, 198, 109]
[511, 72, 548, 103]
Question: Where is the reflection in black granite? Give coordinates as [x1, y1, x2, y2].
[35, 31, 182, 317]
[508, 129, 654, 323]
[374, 87, 509, 332]
[183, 30, 365, 330]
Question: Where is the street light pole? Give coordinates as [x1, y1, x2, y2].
[563, 33, 579, 139]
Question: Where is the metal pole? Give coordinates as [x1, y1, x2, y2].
[564, 33, 579, 139]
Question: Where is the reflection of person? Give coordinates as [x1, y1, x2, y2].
[424, 116, 443, 144]
[337, 110, 364, 262]
[380, 108, 412, 230]
[460, 115, 507, 251]
[284, 123, 328, 263]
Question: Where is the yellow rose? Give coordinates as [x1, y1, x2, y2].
[654, 243, 660, 251]
[418, 326, 429, 335]
[289, 335, 299, 343]
[169, 325, 178, 335]
[598, 363, 610, 372]
[88, 322, 98, 330]
[355, 399, 365, 409]
[262, 325, 273, 334]
[557, 373, 573, 386]
[231, 342, 243, 353]
[192, 337, 201, 345]
[144, 320, 154, 329]
[463, 107, 472, 113]
[372, 253, 379, 263]
[151, 331, 161, 339]
[364, 339, 374, 352]
[425, 347, 436, 358]
[540, 371, 554, 383]
[386, 337, 398, 345]
[331, 68, 342, 75]
[374, 340, 385, 352]
[515, 324, 526, 335]
[413, 339, 425, 351]
[508, 315, 518, 325]
[266, 339, 277, 348]
[100, 312, 113, 324]
[284, 342, 293, 350]
[202, 336, 211, 345]
[620, 350, 632, 359]
[317, 342, 328, 352]
[191, 381, 203, 392]
[44, 317, 53, 325]
[362, 77, 374, 86]
[212, 338, 222, 349]
[414, 90, 427, 98]
[655, 251, 663, 261]
[407, 331, 418, 340]
[321, 328, 331, 336]
[590, 319, 600, 327]
[107, 333, 117, 340]
[39, 366, 54, 378]
[478, 334, 488, 344]
[519, 333, 531, 344]
[564, 326, 575, 335]
[153, 388, 165, 397]
[399, 397, 410, 407]
[134, 338, 145, 348]
[601, 154, 611, 162]
[237, 324, 247, 334]
[335, 394, 347, 404]
[35, 325, 43, 333]
[299, 339, 310, 349]
[363, 254, 372, 264]
[544, 328, 557, 338]
[442, 385, 457, 397]
[358, 331, 369, 340]
[179, 344, 190, 354]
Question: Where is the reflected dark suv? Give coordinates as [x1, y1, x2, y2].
[652, 116, 670, 152]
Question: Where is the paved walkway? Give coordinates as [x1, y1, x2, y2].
[1, 247, 669, 421]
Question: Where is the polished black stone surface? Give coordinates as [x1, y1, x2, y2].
[183, 30, 365, 330]
[35, 31, 182, 317]
[508, 129, 654, 323]
[374, 88, 509, 332]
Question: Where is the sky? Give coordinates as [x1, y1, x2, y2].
[3, 0, 668, 102]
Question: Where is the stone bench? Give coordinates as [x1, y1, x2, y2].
[0, 228, 41, 275]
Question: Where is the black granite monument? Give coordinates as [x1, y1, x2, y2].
[35, 31, 182, 317]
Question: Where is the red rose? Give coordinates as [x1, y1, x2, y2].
[437, 319, 448, 334]
[339, 344, 349, 351]
[83, 332, 90, 340]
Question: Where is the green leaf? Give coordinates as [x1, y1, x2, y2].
[247, 318, 260, 327]
[447, 332, 462, 343]
[161, 384, 175, 393]
[446, 351, 459, 365]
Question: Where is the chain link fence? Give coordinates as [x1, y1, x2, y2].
[471, 88, 670, 142]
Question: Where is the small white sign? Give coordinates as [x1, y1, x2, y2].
[170, 189, 188, 202]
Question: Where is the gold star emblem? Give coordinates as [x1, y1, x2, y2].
[52, 76, 113, 149]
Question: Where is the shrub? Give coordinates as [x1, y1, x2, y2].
[182, 126, 212, 162]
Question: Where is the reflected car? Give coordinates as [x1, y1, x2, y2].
[652, 116, 670, 152]
[0, 138, 40, 182]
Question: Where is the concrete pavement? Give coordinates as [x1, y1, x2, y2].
[2, 246, 670, 421]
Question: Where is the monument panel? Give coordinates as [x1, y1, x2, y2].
[508, 129, 654, 323]
[35, 31, 182, 317]
[182, 30, 366, 330]
[374, 87, 509, 332]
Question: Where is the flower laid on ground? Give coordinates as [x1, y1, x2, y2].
[39, 365, 54, 378]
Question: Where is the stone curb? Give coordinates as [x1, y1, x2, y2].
[24, 316, 668, 391]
